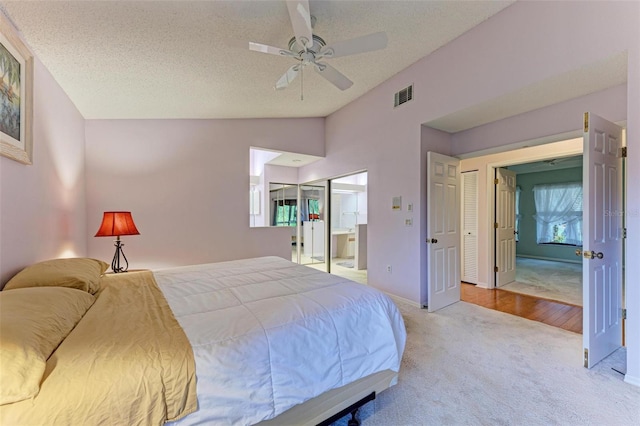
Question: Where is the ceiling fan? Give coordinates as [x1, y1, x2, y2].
[249, 0, 388, 92]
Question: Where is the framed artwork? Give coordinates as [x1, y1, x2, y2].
[0, 14, 33, 165]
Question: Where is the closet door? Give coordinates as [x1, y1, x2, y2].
[462, 171, 479, 284]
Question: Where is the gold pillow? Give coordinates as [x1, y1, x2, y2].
[3, 258, 108, 294]
[0, 286, 95, 405]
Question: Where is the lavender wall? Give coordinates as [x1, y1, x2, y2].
[452, 84, 628, 156]
[0, 56, 87, 285]
[84, 118, 324, 270]
[299, 1, 640, 382]
[296, 66, 427, 301]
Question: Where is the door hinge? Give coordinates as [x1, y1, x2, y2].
[494, 266, 499, 273]
[620, 146, 627, 158]
[584, 348, 589, 368]
[623, 228, 627, 239]
[622, 308, 627, 320]
[494, 222, 499, 229]
[584, 112, 589, 132]
[494, 178, 499, 185]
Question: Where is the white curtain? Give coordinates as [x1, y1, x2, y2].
[533, 182, 582, 245]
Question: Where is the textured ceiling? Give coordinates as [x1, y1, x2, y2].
[0, 0, 515, 120]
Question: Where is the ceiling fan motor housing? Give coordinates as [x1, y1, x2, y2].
[288, 34, 326, 56]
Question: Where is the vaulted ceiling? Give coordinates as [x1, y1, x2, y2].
[1, 1, 627, 133]
[0, 0, 514, 119]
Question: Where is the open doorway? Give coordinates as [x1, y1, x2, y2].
[462, 122, 626, 359]
[300, 172, 369, 284]
[329, 172, 368, 284]
[494, 155, 584, 307]
[459, 138, 583, 286]
[459, 138, 587, 334]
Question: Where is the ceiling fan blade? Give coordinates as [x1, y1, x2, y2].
[320, 32, 388, 58]
[286, 0, 313, 49]
[314, 62, 353, 91]
[249, 42, 294, 57]
[275, 65, 300, 90]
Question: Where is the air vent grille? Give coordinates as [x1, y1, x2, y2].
[394, 84, 413, 107]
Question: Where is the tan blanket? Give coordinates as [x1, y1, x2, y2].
[0, 271, 197, 425]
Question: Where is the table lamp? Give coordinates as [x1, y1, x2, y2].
[94, 211, 140, 273]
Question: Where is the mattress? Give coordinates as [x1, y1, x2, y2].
[155, 256, 406, 425]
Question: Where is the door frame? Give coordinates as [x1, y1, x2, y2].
[464, 125, 626, 346]
[299, 169, 368, 275]
[330, 171, 369, 277]
[483, 145, 584, 288]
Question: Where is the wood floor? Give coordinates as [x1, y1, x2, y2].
[461, 283, 583, 334]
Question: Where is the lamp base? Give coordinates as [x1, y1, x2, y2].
[111, 237, 129, 273]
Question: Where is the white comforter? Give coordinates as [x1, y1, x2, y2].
[155, 256, 406, 425]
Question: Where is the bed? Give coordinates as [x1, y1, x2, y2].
[0, 256, 406, 425]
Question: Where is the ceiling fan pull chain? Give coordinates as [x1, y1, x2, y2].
[300, 66, 304, 101]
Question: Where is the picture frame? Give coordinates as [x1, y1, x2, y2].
[0, 14, 33, 165]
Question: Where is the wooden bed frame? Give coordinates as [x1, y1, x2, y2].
[257, 369, 398, 426]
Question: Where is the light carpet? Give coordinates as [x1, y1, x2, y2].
[501, 257, 582, 306]
[333, 299, 639, 425]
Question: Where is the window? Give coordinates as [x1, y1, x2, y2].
[308, 199, 320, 220]
[274, 199, 297, 227]
[532, 182, 582, 245]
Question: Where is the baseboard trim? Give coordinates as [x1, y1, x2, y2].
[386, 293, 422, 309]
[624, 373, 640, 387]
[516, 254, 582, 265]
[472, 281, 491, 289]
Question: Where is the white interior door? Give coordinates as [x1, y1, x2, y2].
[495, 168, 517, 287]
[583, 112, 623, 368]
[427, 152, 461, 312]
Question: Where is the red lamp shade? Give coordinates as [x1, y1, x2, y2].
[94, 212, 140, 237]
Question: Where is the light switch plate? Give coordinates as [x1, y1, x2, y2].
[392, 196, 402, 210]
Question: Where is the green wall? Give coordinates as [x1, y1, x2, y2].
[515, 166, 583, 262]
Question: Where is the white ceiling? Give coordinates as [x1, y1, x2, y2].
[1, 1, 628, 133]
[507, 155, 583, 175]
[0, 0, 515, 120]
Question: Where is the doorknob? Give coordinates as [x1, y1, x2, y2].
[426, 238, 438, 244]
[582, 250, 604, 260]
[575, 249, 582, 257]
